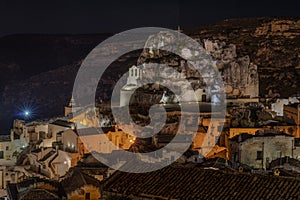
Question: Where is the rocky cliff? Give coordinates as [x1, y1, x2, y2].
[186, 17, 300, 97]
[0, 17, 299, 131]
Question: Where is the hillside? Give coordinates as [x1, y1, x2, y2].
[186, 17, 300, 96]
[0, 17, 299, 132]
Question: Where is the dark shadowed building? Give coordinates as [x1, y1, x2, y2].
[61, 168, 101, 200]
[7, 177, 64, 200]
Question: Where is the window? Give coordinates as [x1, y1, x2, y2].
[85, 192, 90, 200]
[5, 146, 8, 151]
[39, 131, 45, 139]
[0, 151, 4, 159]
[257, 151, 263, 160]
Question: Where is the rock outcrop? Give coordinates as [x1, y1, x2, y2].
[0, 17, 299, 131]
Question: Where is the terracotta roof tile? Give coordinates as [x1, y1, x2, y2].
[102, 166, 300, 199]
[61, 167, 101, 195]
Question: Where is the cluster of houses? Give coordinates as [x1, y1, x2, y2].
[0, 59, 299, 199]
[0, 98, 137, 199]
[0, 93, 299, 199]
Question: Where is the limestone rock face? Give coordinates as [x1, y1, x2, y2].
[137, 31, 259, 100]
[204, 39, 259, 98]
[187, 17, 300, 98]
[137, 31, 216, 103]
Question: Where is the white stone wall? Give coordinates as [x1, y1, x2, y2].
[62, 129, 78, 152]
[240, 135, 293, 169]
[51, 150, 71, 177]
[271, 99, 289, 116]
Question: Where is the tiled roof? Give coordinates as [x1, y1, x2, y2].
[77, 126, 115, 136]
[230, 132, 293, 143]
[128, 141, 158, 153]
[270, 156, 300, 170]
[16, 177, 60, 190]
[61, 168, 101, 195]
[102, 166, 300, 199]
[155, 134, 193, 144]
[7, 183, 18, 200]
[285, 103, 300, 109]
[74, 166, 109, 178]
[39, 150, 55, 162]
[7, 177, 63, 200]
[19, 189, 60, 200]
[50, 119, 74, 128]
[78, 153, 110, 168]
[0, 134, 11, 142]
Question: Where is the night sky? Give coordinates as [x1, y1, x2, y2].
[0, 0, 299, 36]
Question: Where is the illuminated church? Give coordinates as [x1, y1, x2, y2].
[120, 65, 142, 107]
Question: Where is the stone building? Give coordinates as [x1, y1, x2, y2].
[0, 166, 25, 190]
[284, 103, 300, 138]
[7, 169, 102, 200]
[78, 126, 135, 154]
[120, 65, 141, 107]
[0, 124, 28, 166]
[229, 126, 297, 139]
[39, 119, 75, 148]
[228, 131, 296, 169]
[7, 177, 63, 200]
[68, 106, 100, 128]
[61, 168, 101, 200]
[27, 147, 72, 179]
[64, 96, 82, 117]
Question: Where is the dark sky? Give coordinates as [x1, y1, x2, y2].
[0, 0, 299, 36]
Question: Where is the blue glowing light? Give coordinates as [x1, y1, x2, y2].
[24, 111, 30, 116]
[16, 102, 38, 120]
